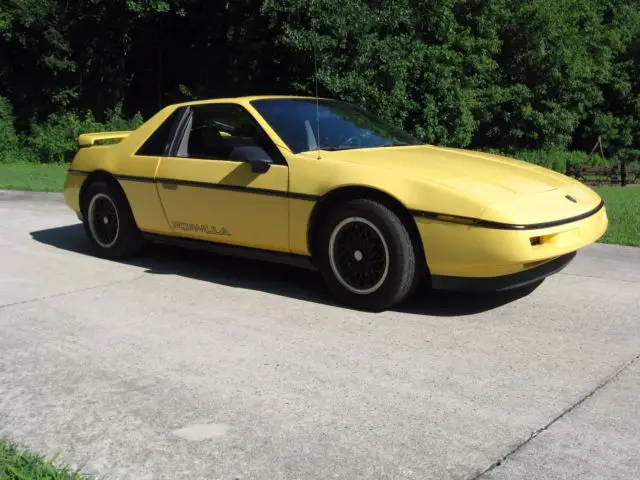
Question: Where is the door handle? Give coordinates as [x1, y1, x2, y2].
[160, 181, 178, 190]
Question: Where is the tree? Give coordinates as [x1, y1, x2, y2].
[0, 0, 637, 160]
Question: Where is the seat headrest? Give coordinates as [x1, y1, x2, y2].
[189, 126, 222, 157]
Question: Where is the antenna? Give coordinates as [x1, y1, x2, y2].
[313, 4, 321, 160]
[314, 54, 321, 160]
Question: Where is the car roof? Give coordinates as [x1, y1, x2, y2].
[170, 95, 333, 108]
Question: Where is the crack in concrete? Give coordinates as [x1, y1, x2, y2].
[469, 351, 640, 479]
[0, 275, 147, 311]
[559, 272, 640, 285]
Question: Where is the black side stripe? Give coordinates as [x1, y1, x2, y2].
[115, 173, 156, 184]
[154, 176, 316, 200]
[287, 192, 319, 201]
[411, 199, 605, 231]
[82, 171, 319, 201]
[70, 169, 604, 230]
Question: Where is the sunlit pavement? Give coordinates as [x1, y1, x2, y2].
[1, 190, 639, 480]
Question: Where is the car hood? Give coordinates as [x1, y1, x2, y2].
[323, 144, 603, 224]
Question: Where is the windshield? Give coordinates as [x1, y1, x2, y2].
[250, 98, 423, 154]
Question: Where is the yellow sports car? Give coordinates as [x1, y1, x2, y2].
[63, 95, 608, 311]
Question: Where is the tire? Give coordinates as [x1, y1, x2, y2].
[81, 180, 145, 259]
[315, 199, 419, 311]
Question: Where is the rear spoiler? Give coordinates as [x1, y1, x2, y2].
[78, 131, 131, 147]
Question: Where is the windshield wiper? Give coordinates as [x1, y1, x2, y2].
[377, 142, 416, 148]
[320, 142, 421, 152]
[320, 146, 362, 151]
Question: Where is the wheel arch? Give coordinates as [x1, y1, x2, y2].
[79, 170, 127, 213]
[307, 186, 427, 272]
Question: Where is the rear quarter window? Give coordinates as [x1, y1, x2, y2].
[136, 109, 182, 156]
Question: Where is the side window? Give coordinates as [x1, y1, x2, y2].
[136, 108, 182, 156]
[175, 104, 278, 162]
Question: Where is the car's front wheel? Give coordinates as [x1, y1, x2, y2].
[316, 199, 419, 311]
[81, 180, 144, 259]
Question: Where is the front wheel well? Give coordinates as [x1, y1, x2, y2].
[307, 186, 427, 272]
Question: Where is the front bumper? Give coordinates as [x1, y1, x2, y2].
[414, 202, 607, 279]
[430, 251, 576, 292]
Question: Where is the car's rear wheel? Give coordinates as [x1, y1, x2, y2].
[316, 199, 419, 311]
[81, 180, 144, 259]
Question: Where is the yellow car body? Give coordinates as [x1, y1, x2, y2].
[64, 95, 608, 310]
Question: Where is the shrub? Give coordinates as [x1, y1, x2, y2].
[512, 149, 605, 173]
[25, 106, 144, 163]
[103, 103, 144, 132]
[0, 97, 22, 163]
[624, 160, 640, 183]
[26, 111, 102, 163]
[614, 148, 640, 166]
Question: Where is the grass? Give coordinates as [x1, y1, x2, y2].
[0, 439, 91, 480]
[0, 162, 638, 247]
[0, 162, 67, 192]
[595, 186, 640, 247]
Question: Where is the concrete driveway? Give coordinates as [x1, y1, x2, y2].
[1, 190, 639, 480]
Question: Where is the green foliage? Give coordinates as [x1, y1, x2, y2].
[261, 0, 499, 146]
[616, 148, 640, 166]
[626, 161, 640, 183]
[0, 438, 91, 479]
[26, 112, 102, 164]
[0, 0, 638, 162]
[25, 108, 143, 163]
[0, 161, 68, 192]
[0, 97, 20, 163]
[595, 187, 640, 247]
[512, 149, 605, 173]
[103, 104, 144, 132]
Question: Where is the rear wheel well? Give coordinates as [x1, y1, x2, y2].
[308, 186, 427, 274]
[79, 171, 125, 213]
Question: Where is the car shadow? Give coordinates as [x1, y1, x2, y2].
[30, 224, 542, 317]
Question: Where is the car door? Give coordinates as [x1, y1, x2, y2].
[155, 103, 290, 252]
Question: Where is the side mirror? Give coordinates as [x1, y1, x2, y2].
[250, 158, 271, 174]
[229, 146, 273, 174]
